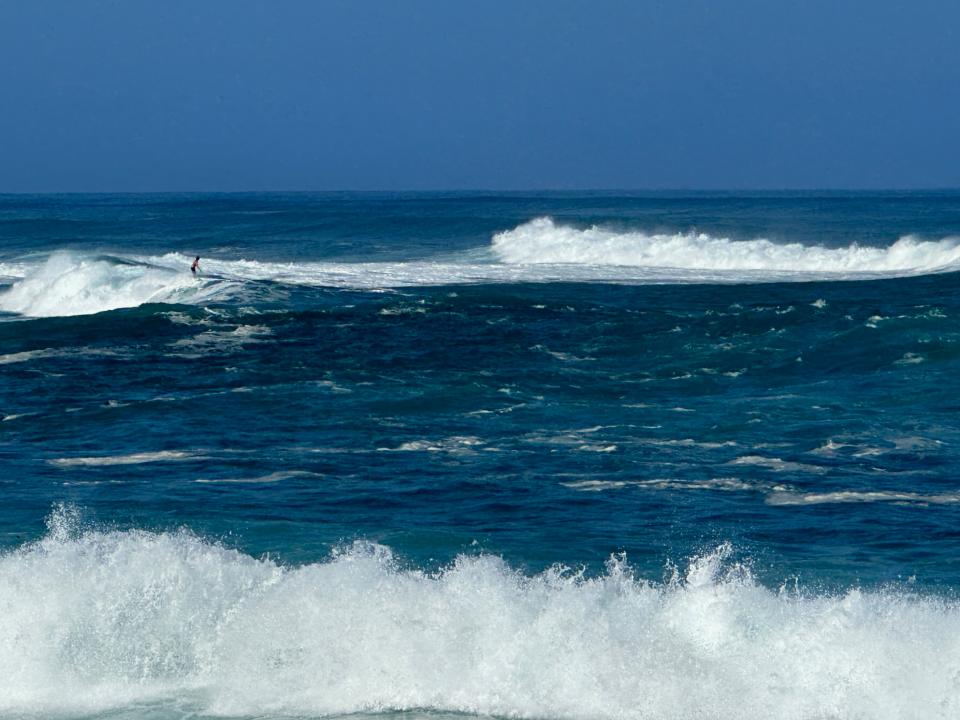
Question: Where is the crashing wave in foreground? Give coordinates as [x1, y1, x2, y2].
[2, 219, 960, 317]
[1, 507, 958, 720]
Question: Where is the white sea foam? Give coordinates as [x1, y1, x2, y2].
[492, 217, 960, 275]
[765, 489, 960, 506]
[562, 474, 959, 509]
[378, 436, 485, 453]
[577, 443, 618, 452]
[562, 477, 768, 493]
[0, 348, 63, 364]
[2, 510, 959, 719]
[194, 470, 321, 484]
[894, 352, 925, 365]
[728, 455, 827, 474]
[0, 261, 30, 280]
[0, 346, 125, 365]
[167, 324, 273, 357]
[0, 252, 231, 317]
[49, 451, 198, 467]
[645, 438, 738, 449]
[637, 477, 760, 491]
[560, 479, 630, 491]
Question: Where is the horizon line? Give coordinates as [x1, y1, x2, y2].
[1, 187, 959, 196]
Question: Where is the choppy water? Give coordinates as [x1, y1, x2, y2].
[2, 192, 960, 719]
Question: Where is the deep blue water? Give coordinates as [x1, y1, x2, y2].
[2, 192, 960, 719]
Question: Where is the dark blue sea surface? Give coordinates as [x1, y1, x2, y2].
[2, 192, 960, 719]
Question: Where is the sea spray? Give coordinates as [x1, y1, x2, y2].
[1, 509, 958, 719]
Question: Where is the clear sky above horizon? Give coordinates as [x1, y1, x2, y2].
[1, 0, 957, 192]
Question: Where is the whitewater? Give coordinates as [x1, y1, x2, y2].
[2, 507, 957, 720]
[3, 217, 960, 317]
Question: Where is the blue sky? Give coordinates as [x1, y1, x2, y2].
[0, 0, 957, 191]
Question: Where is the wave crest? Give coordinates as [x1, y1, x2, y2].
[1, 509, 958, 718]
[0, 252, 224, 317]
[493, 217, 960, 274]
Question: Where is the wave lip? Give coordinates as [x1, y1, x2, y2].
[492, 217, 960, 276]
[2, 509, 960, 719]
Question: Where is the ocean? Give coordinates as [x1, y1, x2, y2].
[1, 191, 959, 719]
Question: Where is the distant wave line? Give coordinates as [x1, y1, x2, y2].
[3, 221, 959, 317]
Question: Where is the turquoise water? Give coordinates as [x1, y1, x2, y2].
[2, 192, 960, 719]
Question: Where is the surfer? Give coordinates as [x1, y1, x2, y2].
[191, 256, 200, 275]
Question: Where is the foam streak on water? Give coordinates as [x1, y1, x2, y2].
[1, 509, 958, 720]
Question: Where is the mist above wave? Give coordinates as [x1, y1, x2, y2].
[1, 506, 958, 719]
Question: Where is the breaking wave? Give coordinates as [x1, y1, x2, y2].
[3, 219, 960, 318]
[1, 506, 959, 719]
[493, 217, 960, 273]
[0, 252, 230, 318]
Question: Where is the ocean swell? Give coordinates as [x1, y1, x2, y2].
[1, 507, 958, 719]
